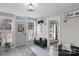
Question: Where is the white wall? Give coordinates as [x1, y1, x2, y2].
[57, 5, 79, 47]
[0, 3, 27, 47]
[37, 19, 48, 39]
[36, 3, 79, 48]
[41, 4, 79, 47]
[37, 17, 60, 48]
[60, 17, 79, 46]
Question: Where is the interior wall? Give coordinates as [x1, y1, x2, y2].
[36, 17, 60, 48]
[36, 18, 50, 48]
[58, 5, 79, 47]
[37, 19, 48, 39]
[60, 16, 79, 47]
[0, 3, 27, 47]
[43, 4, 79, 47]
[37, 4, 79, 48]
[1, 3, 79, 47]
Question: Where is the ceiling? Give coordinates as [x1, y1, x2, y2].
[0, 3, 26, 16]
[0, 3, 79, 18]
[27, 3, 79, 18]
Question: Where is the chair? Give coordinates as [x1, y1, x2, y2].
[34, 37, 47, 48]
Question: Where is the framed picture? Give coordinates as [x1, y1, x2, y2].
[65, 10, 79, 19]
[17, 24, 24, 32]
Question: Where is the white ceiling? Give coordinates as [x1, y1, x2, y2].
[0, 3, 26, 16]
[27, 3, 79, 18]
[0, 3, 79, 18]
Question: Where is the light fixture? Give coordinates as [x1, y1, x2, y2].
[26, 3, 36, 12]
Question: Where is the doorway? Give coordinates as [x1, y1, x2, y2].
[48, 16, 60, 50]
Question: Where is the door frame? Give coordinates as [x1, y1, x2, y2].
[26, 17, 37, 45]
[48, 16, 60, 49]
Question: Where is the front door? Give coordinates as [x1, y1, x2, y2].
[15, 21, 26, 47]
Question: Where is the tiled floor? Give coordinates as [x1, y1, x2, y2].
[29, 45, 58, 56]
[0, 44, 58, 56]
[0, 46, 36, 56]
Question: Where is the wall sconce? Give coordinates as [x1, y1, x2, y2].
[38, 20, 44, 24]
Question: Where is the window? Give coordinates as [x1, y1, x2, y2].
[28, 22, 34, 30]
[0, 18, 12, 31]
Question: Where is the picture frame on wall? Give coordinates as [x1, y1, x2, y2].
[17, 24, 24, 32]
[65, 10, 79, 19]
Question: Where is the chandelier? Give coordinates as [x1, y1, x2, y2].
[27, 3, 35, 12]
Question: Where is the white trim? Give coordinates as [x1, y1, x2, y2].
[48, 16, 60, 49]
[27, 18, 37, 42]
[58, 16, 61, 45]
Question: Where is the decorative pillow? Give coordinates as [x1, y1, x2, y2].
[62, 42, 71, 51]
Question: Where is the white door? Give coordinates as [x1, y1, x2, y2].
[15, 20, 26, 47]
[27, 20, 36, 42]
